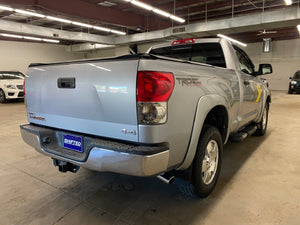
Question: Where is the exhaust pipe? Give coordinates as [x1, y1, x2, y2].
[157, 174, 175, 185]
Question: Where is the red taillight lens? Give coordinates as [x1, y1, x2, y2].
[137, 71, 174, 102]
[172, 38, 194, 45]
[23, 78, 25, 96]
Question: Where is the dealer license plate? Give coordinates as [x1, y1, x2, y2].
[63, 134, 83, 152]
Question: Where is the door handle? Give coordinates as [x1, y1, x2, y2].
[57, 77, 76, 88]
[244, 80, 250, 86]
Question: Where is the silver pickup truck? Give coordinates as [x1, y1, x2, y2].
[20, 37, 272, 197]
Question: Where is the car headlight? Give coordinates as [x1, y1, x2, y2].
[4, 84, 16, 89]
[291, 81, 297, 85]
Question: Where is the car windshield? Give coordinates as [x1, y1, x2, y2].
[0, 72, 25, 80]
[294, 71, 300, 79]
[150, 43, 226, 68]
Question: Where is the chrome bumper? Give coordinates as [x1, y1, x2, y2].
[20, 124, 169, 177]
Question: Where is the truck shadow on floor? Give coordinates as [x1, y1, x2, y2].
[72, 131, 273, 225]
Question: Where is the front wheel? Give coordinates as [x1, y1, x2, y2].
[254, 103, 269, 136]
[0, 89, 7, 103]
[192, 126, 223, 198]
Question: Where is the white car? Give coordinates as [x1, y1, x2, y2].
[0, 71, 25, 103]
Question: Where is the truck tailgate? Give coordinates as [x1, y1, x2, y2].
[25, 59, 139, 142]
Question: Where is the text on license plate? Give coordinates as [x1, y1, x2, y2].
[63, 134, 83, 152]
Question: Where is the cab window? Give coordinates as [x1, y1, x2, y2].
[233, 45, 255, 75]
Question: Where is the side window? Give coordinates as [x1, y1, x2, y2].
[234, 46, 254, 75]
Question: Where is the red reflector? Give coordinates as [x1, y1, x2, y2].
[172, 38, 194, 45]
[137, 71, 174, 102]
[23, 78, 25, 96]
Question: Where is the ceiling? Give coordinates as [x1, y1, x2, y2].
[0, 0, 299, 46]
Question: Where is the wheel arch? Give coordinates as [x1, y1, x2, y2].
[177, 95, 229, 170]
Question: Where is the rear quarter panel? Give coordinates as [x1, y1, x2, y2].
[138, 59, 240, 169]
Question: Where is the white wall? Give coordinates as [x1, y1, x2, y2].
[85, 46, 130, 59]
[245, 39, 300, 91]
[0, 40, 85, 74]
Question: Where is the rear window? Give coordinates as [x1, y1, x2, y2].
[150, 43, 226, 68]
[0, 72, 25, 80]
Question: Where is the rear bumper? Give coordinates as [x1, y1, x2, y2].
[20, 124, 169, 177]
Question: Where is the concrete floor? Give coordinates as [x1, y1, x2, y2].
[0, 91, 299, 225]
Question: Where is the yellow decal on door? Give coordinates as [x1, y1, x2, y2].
[256, 85, 262, 103]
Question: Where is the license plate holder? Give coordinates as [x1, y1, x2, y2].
[63, 134, 83, 153]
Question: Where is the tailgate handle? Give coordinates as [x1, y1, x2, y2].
[57, 77, 75, 89]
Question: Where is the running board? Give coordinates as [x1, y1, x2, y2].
[230, 125, 258, 142]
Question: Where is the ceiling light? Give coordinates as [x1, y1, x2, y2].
[0, 5, 14, 11]
[0, 4, 126, 35]
[123, 0, 185, 23]
[170, 15, 185, 23]
[0, 33, 59, 43]
[153, 9, 170, 18]
[46, 16, 72, 24]
[72, 21, 93, 28]
[24, 36, 42, 41]
[131, 0, 153, 11]
[0, 33, 22, 38]
[111, 30, 126, 35]
[284, 0, 292, 5]
[15, 9, 45, 18]
[217, 34, 247, 47]
[93, 26, 111, 32]
[42, 38, 60, 43]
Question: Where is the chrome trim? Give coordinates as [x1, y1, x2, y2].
[20, 125, 169, 177]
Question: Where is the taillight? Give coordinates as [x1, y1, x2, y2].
[137, 71, 174, 125]
[137, 71, 174, 102]
[23, 78, 25, 96]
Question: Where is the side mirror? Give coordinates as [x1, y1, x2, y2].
[289, 77, 293, 79]
[257, 64, 272, 75]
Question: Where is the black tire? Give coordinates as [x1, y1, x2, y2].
[288, 88, 292, 94]
[192, 126, 223, 198]
[0, 89, 7, 103]
[254, 103, 269, 136]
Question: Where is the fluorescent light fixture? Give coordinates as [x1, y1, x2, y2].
[153, 8, 170, 17]
[0, 4, 126, 35]
[110, 30, 126, 35]
[42, 38, 60, 43]
[284, 0, 292, 5]
[124, 0, 185, 23]
[131, 0, 153, 10]
[0, 33, 60, 43]
[297, 24, 300, 33]
[72, 21, 93, 28]
[46, 16, 72, 24]
[170, 15, 185, 23]
[217, 34, 247, 47]
[0, 5, 14, 11]
[24, 36, 42, 41]
[0, 33, 22, 38]
[15, 9, 45, 18]
[93, 26, 111, 32]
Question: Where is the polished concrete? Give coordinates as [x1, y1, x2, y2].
[0, 91, 299, 225]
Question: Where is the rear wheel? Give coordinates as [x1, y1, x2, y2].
[0, 89, 7, 103]
[192, 126, 223, 198]
[254, 103, 269, 136]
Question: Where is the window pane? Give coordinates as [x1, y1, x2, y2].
[150, 43, 226, 68]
